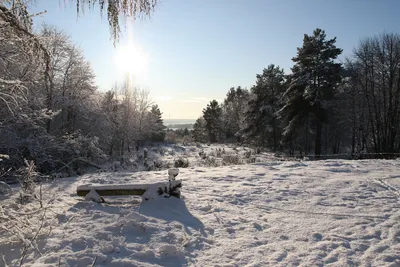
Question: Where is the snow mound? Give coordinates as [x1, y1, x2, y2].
[84, 188, 103, 203]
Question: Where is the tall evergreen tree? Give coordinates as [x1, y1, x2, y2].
[242, 64, 286, 149]
[203, 100, 223, 143]
[192, 117, 207, 143]
[280, 29, 343, 157]
[147, 104, 166, 142]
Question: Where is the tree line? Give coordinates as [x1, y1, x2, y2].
[0, 2, 166, 175]
[194, 29, 400, 158]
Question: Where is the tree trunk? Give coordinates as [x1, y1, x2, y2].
[315, 102, 322, 159]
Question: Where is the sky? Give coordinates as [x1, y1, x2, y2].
[31, 0, 400, 119]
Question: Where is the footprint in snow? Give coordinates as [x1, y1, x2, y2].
[312, 233, 323, 241]
[226, 227, 235, 234]
[205, 227, 215, 234]
[253, 222, 263, 231]
[279, 235, 289, 240]
[158, 244, 183, 257]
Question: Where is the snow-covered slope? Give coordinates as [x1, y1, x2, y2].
[1, 159, 400, 266]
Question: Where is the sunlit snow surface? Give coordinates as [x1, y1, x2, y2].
[1, 158, 400, 266]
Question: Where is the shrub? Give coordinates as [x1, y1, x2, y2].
[246, 156, 257, 164]
[244, 150, 252, 159]
[158, 147, 167, 156]
[18, 160, 37, 194]
[174, 157, 189, 168]
[166, 131, 178, 143]
[215, 148, 224, 158]
[204, 156, 219, 167]
[222, 154, 241, 165]
[153, 159, 164, 169]
[17, 160, 38, 204]
[198, 150, 207, 159]
[182, 135, 193, 146]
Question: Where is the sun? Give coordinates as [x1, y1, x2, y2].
[114, 44, 148, 79]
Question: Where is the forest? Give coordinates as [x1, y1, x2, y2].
[0, 1, 166, 177]
[194, 29, 400, 159]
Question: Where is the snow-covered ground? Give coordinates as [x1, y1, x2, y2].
[1, 159, 400, 266]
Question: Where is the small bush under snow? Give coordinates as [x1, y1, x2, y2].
[222, 154, 241, 165]
[174, 157, 189, 168]
[0, 181, 11, 196]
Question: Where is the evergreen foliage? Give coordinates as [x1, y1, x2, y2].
[280, 29, 343, 157]
[202, 100, 223, 143]
[242, 65, 286, 150]
[148, 105, 166, 142]
[192, 117, 208, 143]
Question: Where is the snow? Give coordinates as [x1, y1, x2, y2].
[168, 168, 180, 181]
[1, 158, 400, 266]
[142, 184, 163, 201]
[84, 189, 103, 203]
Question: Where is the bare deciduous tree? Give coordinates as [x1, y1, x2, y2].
[351, 33, 400, 154]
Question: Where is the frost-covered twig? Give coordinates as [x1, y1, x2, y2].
[0, 179, 60, 266]
[1, 255, 8, 267]
[91, 256, 98, 267]
[19, 208, 47, 266]
[54, 157, 104, 174]
[0, 3, 53, 116]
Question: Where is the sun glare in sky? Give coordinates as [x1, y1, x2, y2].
[113, 43, 149, 82]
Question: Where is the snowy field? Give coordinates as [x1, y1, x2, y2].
[107, 144, 277, 172]
[1, 159, 400, 266]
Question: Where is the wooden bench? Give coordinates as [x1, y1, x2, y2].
[77, 169, 182, 202]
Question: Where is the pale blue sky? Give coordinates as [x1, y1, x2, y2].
[31, 0, 400, 119]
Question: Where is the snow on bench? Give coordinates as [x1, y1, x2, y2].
[77, 168, 182, 202]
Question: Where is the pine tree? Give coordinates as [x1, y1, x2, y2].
[192, 117, 207, 143]
[280, 29, 343, 157]
[203, 100, 223, 143]
[148, 104, 166, 142]
[242, 64, 286, 149]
